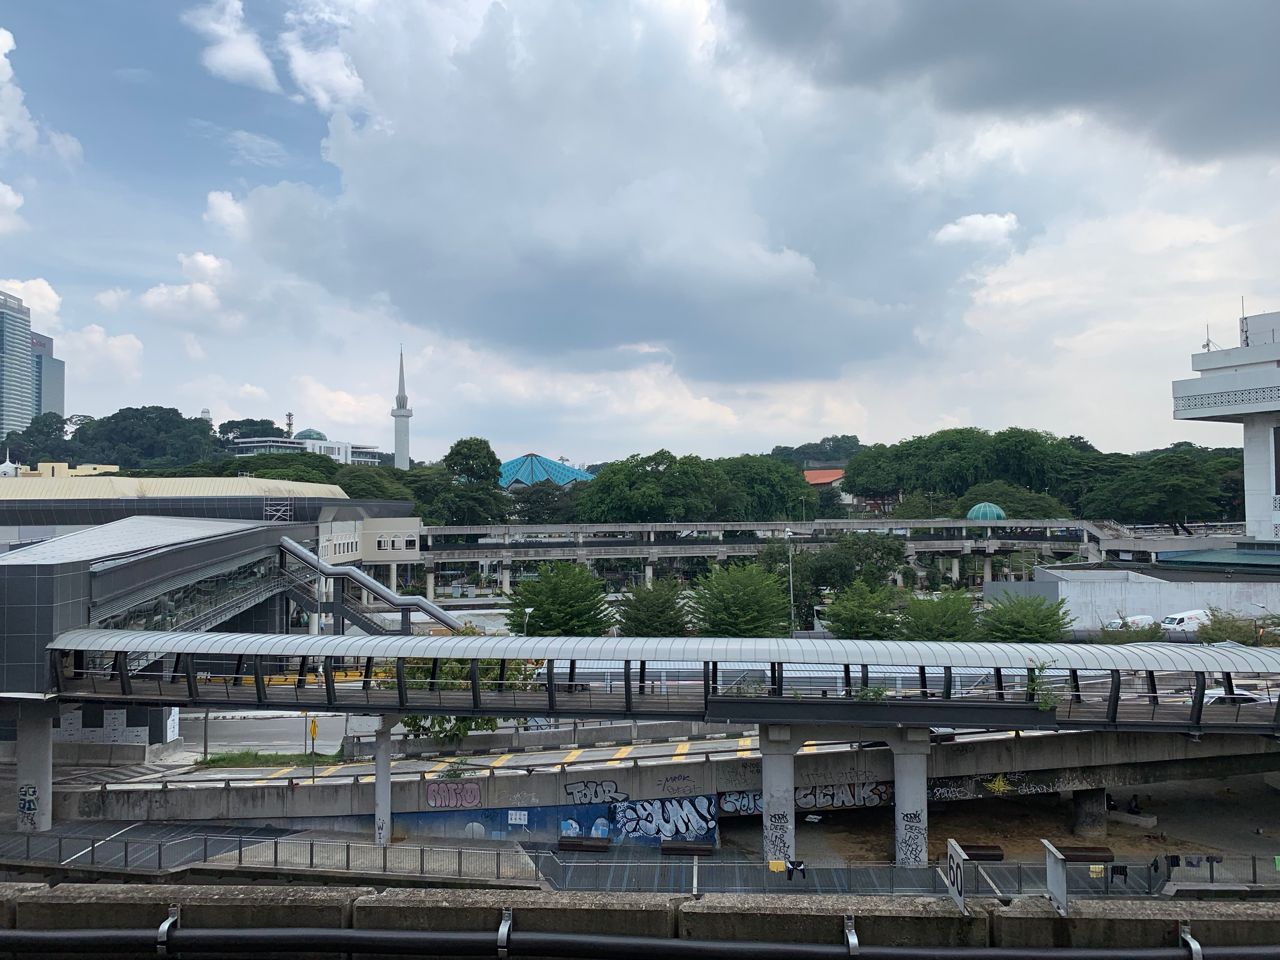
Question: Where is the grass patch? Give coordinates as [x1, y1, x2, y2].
[197, 749, 343, 769]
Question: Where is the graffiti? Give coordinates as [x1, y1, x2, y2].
[564, 780, 628, 804]
[897, 813, 927, 865]
[718, 760, 760, 790]
[17, 784, 37, 830]
[656, 773, 695, 796]
[929, 782, 973, 802]
[719, 781, 892, 815]
[426, 780, 482, 809]
[507, 791, 539, 806]
[902, 809, 922, 824]
[615, 796, 717, 840]
[719, 791, 763, 815]
[763, 810, 792, 862]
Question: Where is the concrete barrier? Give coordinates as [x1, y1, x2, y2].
[680, 894, 987, 946]
[989, 897, 1280, 948]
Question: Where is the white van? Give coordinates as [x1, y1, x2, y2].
[1160, 609, 1210, 633]
[1102, 615, 1156, 631]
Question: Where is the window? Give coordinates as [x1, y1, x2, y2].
[376, 538, 388, 551]
[404, 537, 417, 551]
[391, 539, 401, 551]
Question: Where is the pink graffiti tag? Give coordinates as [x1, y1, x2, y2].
[426, 780, 482, 809]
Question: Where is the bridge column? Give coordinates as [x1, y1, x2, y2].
[388, 562, 398, 591]
[887, 729, 930, 866]
[500, 563, 511, 595]
[16, 704, 55, 833]
[950, 557, 960, 584]
[983, 555, 993, 585]
[374, 715, 395, 846]
[425, 570, 435, 601]
[644, 563, 654, 587]
[759, 724, 797, 866]
[1071, 788, 1108, 840]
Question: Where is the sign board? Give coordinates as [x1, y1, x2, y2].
[1042, 840, 1069, 917]
[309, 717, 319, 741]
[508, 810, 529, 826]
[944, 839, 969, 914]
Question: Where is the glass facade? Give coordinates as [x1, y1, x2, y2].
[96, 557, 276, 631]
[0, 291, 33, 436]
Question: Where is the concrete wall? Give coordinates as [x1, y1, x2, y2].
[3, 884, 1280, 952]
[988, 575, 1280, 628]
[55, 732, 1280, 845]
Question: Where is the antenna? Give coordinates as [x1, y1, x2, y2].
[285, 411, 294, 439]
[1240, 296, 1250, 348]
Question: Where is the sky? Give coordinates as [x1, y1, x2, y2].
[1, 0, 1278, 464]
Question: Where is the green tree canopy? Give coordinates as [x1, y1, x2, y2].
[509, 480, 581, 523]
[218, 418, 284, 440]
[825, 581, 900, 640]
[769, 434, 861, 467]
[443, 437, 501, 485]
[505, 562, 612, 636]
[332, 465, 414, 502]
[900, 591, 980, 643]
[618, 578, 688, 636]
[687, 564, 790, 637]
[982, 595, 1072, 643]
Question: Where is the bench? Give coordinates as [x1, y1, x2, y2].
[957, 844, 1005, 862]
[1055, 845, 1115, 863]
[661, 841, 715, 857]
[557, 836, 611, 853]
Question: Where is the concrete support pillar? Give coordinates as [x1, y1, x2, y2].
[759, 724, 796, 865]
[644, 563, 654, 587]
[950, 556, 960, 583]
[1071, 787, 1108, 840]
[374, 716, 394, 846]
[16, 707, 54, 833]
[983, 555, 993, 585]
[388, 562, 398, 591]
[425, 571, 435, 602]
[500, 564, 511, 595]
[887, 729, 931, 866]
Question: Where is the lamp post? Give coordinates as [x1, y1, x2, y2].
[523, 607, 534, 635]
[792, 497, 807, 523]
[784, 527, 796, 636]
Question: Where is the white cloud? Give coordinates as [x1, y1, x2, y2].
[94, 287, 131, 311]
[226, 129, 288, 166]
[204, 190, 247, 238]
[140, 281, 219, 314]
[0, 180, 23, 233]
[0, 28, 38, 154]
[182, 333, 206, 361]
[238, 382, 269, 401]
[280, 32, 363, 111]
[182, 0, 281, 93]
[60, 325, 145, 381]
[293, 374, 386, 426]
[933, 212, 1019, 245]
[0, 276, 60, 331]
[47, 129, 82, 166]
[179, 251, 231, 284]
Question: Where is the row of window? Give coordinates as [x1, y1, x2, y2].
[374, 536, 418, 552]
[327, 539, 358, 557]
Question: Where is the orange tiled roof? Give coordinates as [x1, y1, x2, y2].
[803, 468, 844, 486]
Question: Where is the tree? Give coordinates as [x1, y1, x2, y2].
[332, 465, 414, 502]
[716, 454, 815, 520]
[443, 437, 501, 485]
[825, 581, 900, 640]
[982, 595, 1072, 643]
[955, 481, 1072, 519]
[505, 563, 612, 636]
[687, 564, 790, 637]
[769, 434, 862, 467]
[576, 450, 735, 522]
[218, 418, 284, 441]
[891, 492, 957, 519]
[1196, 608, 1269, 646]
[618, 578, 688, 636]
[817, 485, 845, 518]
[509, 480, 581, 523]
[57, 406, 224, 468]
[900, 591, 980, 643]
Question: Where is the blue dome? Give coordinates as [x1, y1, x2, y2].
[294, 428, 328, 441]
[966, 501, 1006, 521]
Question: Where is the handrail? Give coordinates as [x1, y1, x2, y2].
[280, 537, 463, 632]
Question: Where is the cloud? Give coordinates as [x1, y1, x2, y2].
[179, 251, 231, 284]
[182, 333, 206, 360]
[726, 0, 1280, 160]
[293, 374, 386, 426]
[182, 0, 281, 92]
[0, 28, 38, 154]
[94, 287, 131, 311]
[0, 276, 60, 330]
[934, 212, 1019, 246]
[204, 190, 247, 237]
[47, 130, 82, 166]
[280, 31, 363, 111]
[60, 325, 144, 381]
[226, 129, 288, 166]
[0, 180, 23, 233]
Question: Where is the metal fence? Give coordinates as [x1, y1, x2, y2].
[0, 831, 538, 882]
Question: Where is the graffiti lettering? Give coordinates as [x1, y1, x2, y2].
[17, 784, 36, 830]
[656, 774, 695, 796]
[564, 780, 628, 804]
[426, 780, 482, 809]
[763, 809, 792, 862]
[902, 809, 922, 824]
[718, 781, 893, 815]
[719, 790, 762, 815]
[615, 796, 717, 840]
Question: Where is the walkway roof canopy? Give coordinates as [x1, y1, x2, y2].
[48, 631, 1280, 674]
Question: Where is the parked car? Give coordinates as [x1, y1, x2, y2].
[1102, 615, 1156, 630]
[1160, 609, 1210, 633]
[1202, 687, 1275, 707]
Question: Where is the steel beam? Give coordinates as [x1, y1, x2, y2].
[1106, 670, 1121, 723]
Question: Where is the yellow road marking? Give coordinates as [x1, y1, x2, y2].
[673, 742, 691, 761]
[255, 765, 295, 785]
[736, 737, 753, 758]
[490, 753, 515, 767]
[562, 749, 583, 765]
[607, 745, 633, 766]
[318, 764, 343, 777]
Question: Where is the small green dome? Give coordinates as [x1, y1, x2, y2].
[967, 501, 1006, 521]
[294, 428, 328, 441]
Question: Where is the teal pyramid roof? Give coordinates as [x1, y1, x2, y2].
[500, 453, 594, 489]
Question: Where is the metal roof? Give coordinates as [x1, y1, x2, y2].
[0, 476, 347, 500]
[47, 630, 1280, 673]
[499, 454, 594, 489]
[0, 516, 267, 565]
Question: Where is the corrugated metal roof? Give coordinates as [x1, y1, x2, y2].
[0, 476, 348, 500]
[499, 454, 594, 489]
[1, 516, 266, 565]
[46, 630, 1280, 673]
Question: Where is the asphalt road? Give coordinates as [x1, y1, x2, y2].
[178, 713, 385, 753]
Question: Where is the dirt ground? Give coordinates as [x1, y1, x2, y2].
[719, 773, 1280, 863]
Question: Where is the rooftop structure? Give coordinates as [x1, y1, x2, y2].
[232, 435, 382, 466]
[803, 468, 844, 487]
[499, 453, 594, 489]
[967, 501, 1006, 521]
[0, 475, 347, 500]
[391, 349, 412, 470]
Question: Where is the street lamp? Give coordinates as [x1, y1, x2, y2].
[792, 496, 807, 523]
[784, 528, 795, 636]
[523, 607, 534, 635]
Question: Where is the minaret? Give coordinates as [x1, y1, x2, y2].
[390, 348, 412, 470]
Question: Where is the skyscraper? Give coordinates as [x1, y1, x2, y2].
[29, 331, 65, 418]
[390, 348, 412, 470]
[0, 290, 34, 436]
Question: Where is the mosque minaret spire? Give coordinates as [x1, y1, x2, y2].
[390, 347, 412, 470]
